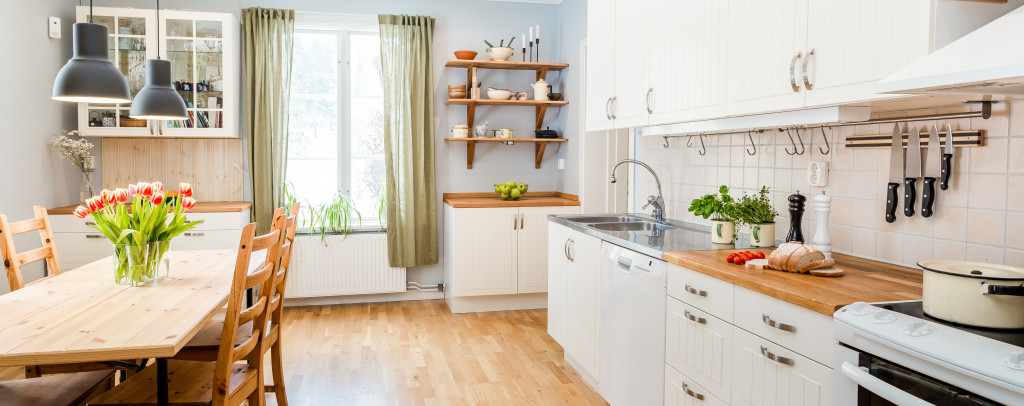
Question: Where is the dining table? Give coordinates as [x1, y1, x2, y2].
[0, 249, 249, 406]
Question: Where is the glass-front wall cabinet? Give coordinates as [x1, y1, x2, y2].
[75, 7, 238, 138]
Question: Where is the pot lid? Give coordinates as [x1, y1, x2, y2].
[918, 260, 1024, 280]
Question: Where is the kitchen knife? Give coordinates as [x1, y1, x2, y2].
[885, 123, 903, 223]
[904, 126, 922, 217]
[941, 123, 954, 190]
[922, 124, 942, 218]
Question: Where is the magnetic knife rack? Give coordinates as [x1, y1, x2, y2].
[844, 130, 984, 149]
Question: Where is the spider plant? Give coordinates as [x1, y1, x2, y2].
[305, 192, 362, 245]
[375, 185, 387, 230]
[283, 181, 300, 215]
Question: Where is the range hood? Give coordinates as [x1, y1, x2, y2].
[876, 5, 1024, 96]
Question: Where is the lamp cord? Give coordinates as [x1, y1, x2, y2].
[88, 0, 93, 23]
[156, 0, 161, 59]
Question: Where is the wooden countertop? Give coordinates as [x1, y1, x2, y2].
[663, 249, 923, 316]
[443, 192, 580, 208]
[48, 201, 252, 214]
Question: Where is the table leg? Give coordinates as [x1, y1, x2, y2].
[157, 358, 169, 406]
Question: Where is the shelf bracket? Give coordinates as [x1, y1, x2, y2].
[467, 103, 476, 130]
[537, 66, 549, 81]
[535, 105, 549, 132]
[534, 142, 548, 169]
[466, 140, 476, 169]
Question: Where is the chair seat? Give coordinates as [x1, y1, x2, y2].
[86, 360, 258, 406]
[174, 310, 253, 362]
[0, 370, 114, 406]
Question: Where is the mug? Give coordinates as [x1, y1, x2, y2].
[498, 128, 514, 139]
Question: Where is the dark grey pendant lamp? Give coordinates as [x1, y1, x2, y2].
[130, 0, 187, 120]
[52, 0, 131, 103]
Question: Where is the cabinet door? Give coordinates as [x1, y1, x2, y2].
[725, 0, 808, 117]
[75, 6, 158, 137]
[158, 10, 239, 138]
[170, 230, 244, 251]
[611, 0, 652, 128]
[517, 206, 579, 293]
[803, 0, 932, 107]
[648, 0, 729, 125]
[585, 0, 617, 132]
[449, 208, 519, 296]
[53, 233, 115, 271]
[566, 232, 602, 378]
[665, 364, 728, 406]
[547, 223, 573, 347]
[665, 298, 733, 403]
[732, 326, 833, 406]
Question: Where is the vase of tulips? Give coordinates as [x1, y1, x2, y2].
[74, 182, 202, 286]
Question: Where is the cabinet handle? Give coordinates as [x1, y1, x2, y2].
[513, 214, 518, 230]
[183, 232, 206, 237]
[86, 234, 105, 239]
[568, 239, 575, 262]
[564, 238, 571, 260]
[159, 122, 164, 136]
[684, 310, 706, 325]
[605, 97, 613, 120]
[645, 88, 654, 114]
[762, 314, 797, 332]
[760, 345, 795, 366]
[802, 48, 815, 90]
[684, 284, 707, 297]
[789, 51, 802, 92]
[681, 383, 705, 401]
[520, 213, 525, 229]
[611, 97, 618, 119]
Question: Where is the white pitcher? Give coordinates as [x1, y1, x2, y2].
[531, 79, 549, 101]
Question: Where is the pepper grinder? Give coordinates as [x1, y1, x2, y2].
[786, 191, 807, 243]
[812, 191, 832, 259]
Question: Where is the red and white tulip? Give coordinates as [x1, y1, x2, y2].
[150, 192, 165, 206]
[179, 183, 193, 198]
[113, 188, 130, 204]
[181, 197, 197, 210]
[100, 189, 114, 204]
[73, 206, 90, 219]
[140, 183, 155, 199]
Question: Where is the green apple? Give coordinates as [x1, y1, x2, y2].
[501, 192, 511, 200]
[506, 180, 517, 187]
[494, 184, 501, 192]
[510, 189, 521, 199]
[516, 184, 528, 193]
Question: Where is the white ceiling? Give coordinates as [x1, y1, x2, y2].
[478, 0, 564, 4]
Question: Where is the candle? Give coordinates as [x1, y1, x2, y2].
[522, 34, 526, 47]
[529, 26, 533, 42]
[536, 25, 540, 40]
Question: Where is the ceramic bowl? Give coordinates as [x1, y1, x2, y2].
[487, 88, 512, 100]
[454, 50, 478, 60]
[549, 92, 563, 101]
[487, 47, 514, 61]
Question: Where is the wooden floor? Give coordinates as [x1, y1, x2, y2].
[2, 299, 607, 406]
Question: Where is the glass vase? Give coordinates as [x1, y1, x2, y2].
[147, 240, 172, 280]
[80, 170, 96, 204]
[113, 244, 152, 286]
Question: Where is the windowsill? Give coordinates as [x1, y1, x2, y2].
[296, 226, 387, 236]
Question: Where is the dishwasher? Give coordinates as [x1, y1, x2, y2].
[599, 241, 667, 406]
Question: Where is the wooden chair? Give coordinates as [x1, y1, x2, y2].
[87, 215, 285, 406]
[0, 370, 115, 406]
[174, 203, 299, 406]
[0, 206, 143, 379]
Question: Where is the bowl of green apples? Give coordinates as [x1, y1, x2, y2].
[494, 181, 528, 200]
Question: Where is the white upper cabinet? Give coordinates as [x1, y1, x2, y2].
[585, 0, 617, 132]
[610, 0, 652, 128]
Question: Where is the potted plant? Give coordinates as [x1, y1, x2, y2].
[305, 191, 363, 245]
[484, 37, 516, 61]
[734, 186, 780, 247]
[688, 185, 737, 244]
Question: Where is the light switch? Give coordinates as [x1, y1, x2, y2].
[558, 158, 565, 170]
[49, 17, 61, 38]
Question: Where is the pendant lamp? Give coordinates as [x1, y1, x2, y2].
[52, 1, 131, 103]
[130, 0, 187, 120]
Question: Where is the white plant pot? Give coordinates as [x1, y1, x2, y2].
[487, 47, 514, 61]
[749, 223, 776, 247]
[710, 220, 735, 244]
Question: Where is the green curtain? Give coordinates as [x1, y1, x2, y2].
[243, 8, 295, 234]
[379, 15, 438, 268]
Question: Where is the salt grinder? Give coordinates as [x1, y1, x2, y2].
[786, 191, 807, 243]
[812, 191, 832, 259]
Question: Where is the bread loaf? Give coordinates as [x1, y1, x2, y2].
[766, 242, 841, 276]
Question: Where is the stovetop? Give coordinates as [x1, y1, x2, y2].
[874, 300, 1024, 348]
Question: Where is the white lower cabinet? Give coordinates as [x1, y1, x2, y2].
[665, 298, 733, 403]
[731, 327, 833, 406]
[547, 222, 601, 385]
[666, 364, 728, 406]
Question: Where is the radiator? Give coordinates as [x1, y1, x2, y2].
[285, 233, 406, 298]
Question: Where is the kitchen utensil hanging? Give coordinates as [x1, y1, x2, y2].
[746, 131, 757, 155]
[697, 133, 707, 156]
[818, 126, 831, 155]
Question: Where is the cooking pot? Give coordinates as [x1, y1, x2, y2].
[918, 260, 1024, 329]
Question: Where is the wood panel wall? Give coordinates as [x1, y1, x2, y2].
[101, 138, 245, 201]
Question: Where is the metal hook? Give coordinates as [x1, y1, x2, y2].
[686, 135, 694, 147]
[784, 128, 799, 155]
[818, 126, 831, 155]
[746, 131, 757, 155]
[663, 136, 670, 148]
[698, 133, 707, 156]
[794, 128, 807, 155]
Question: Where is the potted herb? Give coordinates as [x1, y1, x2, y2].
[484, 37, 516, 61]
[734, 186, 780, 247]
[688, 185, 737, 244]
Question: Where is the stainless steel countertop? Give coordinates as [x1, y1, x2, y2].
[548, 213, 754, 258]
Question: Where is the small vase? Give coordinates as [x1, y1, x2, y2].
[113, 244, 152, 286]
[147, 240, 171, 280]
[749, 223, 776, 247]
[710, 220, 735, 244]
[80, 170, 96, 204]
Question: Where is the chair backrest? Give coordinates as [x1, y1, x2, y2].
[213, 212, 285, 404]
[0, 206, 63, 291]
[267, 202, 299, 340]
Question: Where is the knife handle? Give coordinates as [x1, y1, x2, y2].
[922, 177, 936, 218]
[940, 153, 953, 190]
[886, 182, 900, 223]
[904, 178, 917, 217]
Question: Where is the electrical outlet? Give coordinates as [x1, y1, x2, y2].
[807, 161, 829, 186]
[557, 158, 565, 170]
[48, 17, 61, 38]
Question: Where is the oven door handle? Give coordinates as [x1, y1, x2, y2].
[840, 362, 936, 406]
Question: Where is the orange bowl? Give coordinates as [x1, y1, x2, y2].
[454, 50, 478, 60]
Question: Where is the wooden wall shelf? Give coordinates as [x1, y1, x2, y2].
[444, 138, 567, 169]
[446, 99, 568, 133]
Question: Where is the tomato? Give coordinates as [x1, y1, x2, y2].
[735, 257, 746, 265]
[726, 254, 735, 263]
[755, 252, 766, 259]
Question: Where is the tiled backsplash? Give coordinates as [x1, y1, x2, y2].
[636, 100, 1023, 268]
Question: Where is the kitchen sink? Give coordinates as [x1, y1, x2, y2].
[562, 215, 644, 224]
[588, 222, 678, 232]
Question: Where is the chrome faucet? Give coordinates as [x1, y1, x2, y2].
[609, 159, 666, 223]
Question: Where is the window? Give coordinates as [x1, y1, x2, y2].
[287, 17, 385, 228]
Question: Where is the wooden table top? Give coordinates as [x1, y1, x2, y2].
[663, 250, 924, 316]
[48, 201, 252, 215]
[443, 192, 580, 208]
[0, 250, 243, 367]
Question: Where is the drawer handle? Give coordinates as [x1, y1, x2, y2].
[684, 284, 707, 297]
[85, 222, 96, 226]
[684, 310, 706, 325]
[85, 234, 105, 239]
[681, 383, 704, 401]
[760, 345, 794, 366]
[762, 314, 797, 332]
[183, 232, 206, 237]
